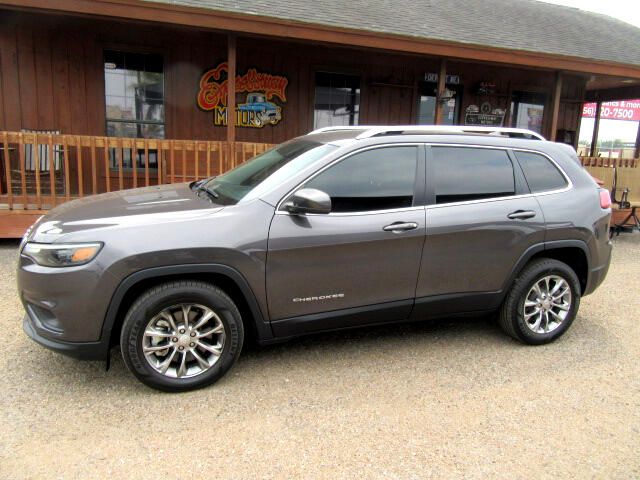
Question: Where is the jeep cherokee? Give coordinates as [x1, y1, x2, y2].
[18, 126, 612, 391]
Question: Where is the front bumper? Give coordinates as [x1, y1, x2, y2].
[23, 313, 109, 360]
[18, 252, 119, 341]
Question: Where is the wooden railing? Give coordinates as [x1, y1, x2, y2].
[0, 131, 273, 211]
[3, 133, 635, 213]
[579, 156, 638, 168]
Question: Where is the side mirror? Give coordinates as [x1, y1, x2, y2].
[284, 188, 332, 215]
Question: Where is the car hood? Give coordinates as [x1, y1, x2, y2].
[28, 183, 224, 243]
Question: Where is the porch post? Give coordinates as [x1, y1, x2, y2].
[434, 58, 447, 125]
[227, 34, 236, 167]
[503, 80, 513, 127]
[634, 120, 640, 158]
[549, 71, 562, 141]
[590, 100, 602, 157]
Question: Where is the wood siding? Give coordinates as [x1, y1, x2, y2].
[1, 10, 588, 146]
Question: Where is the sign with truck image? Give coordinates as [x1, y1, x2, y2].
[197, 62, 288, 128]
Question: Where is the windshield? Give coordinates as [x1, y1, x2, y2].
[201, 139, 336, 205]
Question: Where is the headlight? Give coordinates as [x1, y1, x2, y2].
[22, 242, 103, 267]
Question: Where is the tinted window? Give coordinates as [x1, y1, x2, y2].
[515, 151, 567, 192]
[432, 147, 515, 204]
[306, 147, 417, 212]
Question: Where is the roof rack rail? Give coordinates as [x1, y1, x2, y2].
[307, 126, 368, 135]
[354, 125, 546, 140]
[307, 125, 546, 140]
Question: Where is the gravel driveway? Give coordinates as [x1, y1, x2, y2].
[1, 235, 639, 479]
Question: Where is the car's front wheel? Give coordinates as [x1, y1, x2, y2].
[120, 280, 244, 392]
[499, 258, 581, 344]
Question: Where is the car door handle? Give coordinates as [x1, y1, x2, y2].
[507, 210, 536, 220]
[383, 222, 419, 232]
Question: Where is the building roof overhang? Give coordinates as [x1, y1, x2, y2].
[2, 0, 640, 80]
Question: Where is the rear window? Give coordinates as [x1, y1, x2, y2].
[432, 147, 515, 204]
[514, 151, 568, 193]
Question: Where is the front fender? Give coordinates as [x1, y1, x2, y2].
[101, 263, 273, 346]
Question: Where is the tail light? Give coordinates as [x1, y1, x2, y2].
[599, 189, 611, 209]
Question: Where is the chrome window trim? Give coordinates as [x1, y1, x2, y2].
[275, 143, 423, 216]
[425, 143, 573, 209]
[274, 205, 425, 217]
[275, 141, 573, 215]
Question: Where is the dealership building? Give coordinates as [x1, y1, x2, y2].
[0, 0, 639, 235]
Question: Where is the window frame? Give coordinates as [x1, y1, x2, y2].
[277, 143, 426, 216]
[424, 144, 572, 208]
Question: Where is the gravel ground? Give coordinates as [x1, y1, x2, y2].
[1, 235, 639, 479]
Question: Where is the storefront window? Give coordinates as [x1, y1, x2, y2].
[510, 92, 546, 134]
[313, 72, 360, 129]
[104, 50, 164, 169]
[416, 82, 460, 125]
[578, 100, 640, 159]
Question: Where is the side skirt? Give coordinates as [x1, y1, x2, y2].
[270, 299, 413, 337]
[410, 291, 503, 321]
[269, 291, 502, 340]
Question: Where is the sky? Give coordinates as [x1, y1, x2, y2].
[539, 0, 640, 28]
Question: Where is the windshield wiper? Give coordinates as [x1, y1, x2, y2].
[194, 184, 219, 201]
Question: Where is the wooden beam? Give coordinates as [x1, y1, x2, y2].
[2, 0, 640, 79]
[590, 101, 602, 157]
[227, 33, 236, 164]
[549, 71, 563, 141]
[585, 85, 640, 102]
[434, 59, 447, 125]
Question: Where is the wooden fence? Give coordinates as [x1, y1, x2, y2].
[1, 131, 638, 213]
[0, 131, 273, 210]
[579, 156, 638, 168]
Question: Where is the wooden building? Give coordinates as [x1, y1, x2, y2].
[1, 0, 640, 236]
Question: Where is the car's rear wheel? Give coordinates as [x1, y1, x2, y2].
[498, 258, 581, 344]
[120, 280, 243, 392]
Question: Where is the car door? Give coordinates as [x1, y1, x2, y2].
[412, 145, 545, 318]
[267, 144, 426, 336]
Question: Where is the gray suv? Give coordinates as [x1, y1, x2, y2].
[18, 126, 612, 391]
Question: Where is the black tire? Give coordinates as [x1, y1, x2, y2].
[120, 280, 244, 392]
[498, 258, 581, 345]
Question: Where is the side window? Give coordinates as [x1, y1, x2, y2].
[514, 151, 568, 193]
[432, 147, 515, 204]
[305, 146, 418, 212]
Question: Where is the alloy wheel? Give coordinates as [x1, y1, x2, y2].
[523, 275, 572, 334]
[142, 303, 226, 378]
